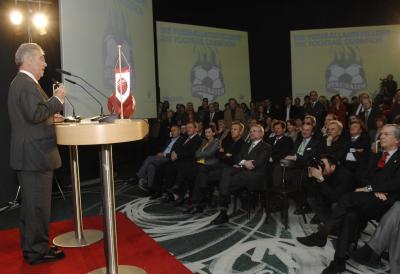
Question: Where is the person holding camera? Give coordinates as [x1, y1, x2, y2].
[306, 155, 354, 225]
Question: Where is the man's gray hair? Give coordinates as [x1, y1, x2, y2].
[15, 43, 44, 67]
[384, 124, 400, 140]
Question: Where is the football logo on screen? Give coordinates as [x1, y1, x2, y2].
[191, 48, 225, 101]
[325, 47, 367, 97]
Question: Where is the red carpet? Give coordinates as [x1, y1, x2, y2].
[0, 213, 192, 274]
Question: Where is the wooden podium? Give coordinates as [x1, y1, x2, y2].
[55, 119, 149, 274]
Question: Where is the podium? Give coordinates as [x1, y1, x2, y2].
[55, 119, 149, 274]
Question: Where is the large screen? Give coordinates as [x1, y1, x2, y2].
[157, 21, 251, 107]
[59, 0, 156, 118]
[291, 25, 400, 99]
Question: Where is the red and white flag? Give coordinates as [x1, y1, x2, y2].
[115, 67, 130, 103]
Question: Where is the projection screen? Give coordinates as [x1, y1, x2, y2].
[157, 21, 251, 108]
[59, 0, 156, 118]
[291, 24, 400, 100]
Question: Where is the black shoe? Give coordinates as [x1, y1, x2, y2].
[183, 206, 204, 214]
[149, 191, 162, 199]
[173, 196, 185, 206]
[28, 248, 65, 265]
[294, 204, 312, 215]
[161, 192, 175, 203]
[211, 211, 229, 225]
[322, 259, 345, 274]
[310, 215, 321, 224]
[296, 231, 327, 247]
[350, 244, 381, 269]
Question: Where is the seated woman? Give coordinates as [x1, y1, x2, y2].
[185, 122, 245, 214]
[172, 126, 219, 207]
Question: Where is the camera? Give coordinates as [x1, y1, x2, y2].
[308, 157, 325, 169]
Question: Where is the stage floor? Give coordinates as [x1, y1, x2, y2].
[0, 176, 390, 274]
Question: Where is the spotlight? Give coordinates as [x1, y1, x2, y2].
[32, 13, 48, 29]
[10, 10, 23, 25]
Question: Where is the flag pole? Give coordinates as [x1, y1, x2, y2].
[117, 45, 124, 119]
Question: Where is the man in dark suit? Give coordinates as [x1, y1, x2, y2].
[343, 120, 370, 173]
[158, 122, 202, 201]
[186, 121, 245, 213]
[350, 201, 400, 273]
[8, 43, 66, 264]
[303, 90, 326, 130]
[211, 124, 272, 224]
[359, 97, 381, 132]
[297, 124, 400, 274]
[280, 96, 301, 121]
[137, 125, 183, 191]
[204, 102, 223, 128]
[284, 123, 322, 213]
[266, 120, 293, 186]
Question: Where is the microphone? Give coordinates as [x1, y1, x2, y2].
[56, 68, 109, 99]
[65, 78, 104, 118]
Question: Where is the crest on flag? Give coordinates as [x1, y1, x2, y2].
[115, 67, 131, 103]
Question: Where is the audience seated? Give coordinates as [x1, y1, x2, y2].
[211, 124, 271, 225]
[150, 87, 400, 273]
[136, 125, 183, 192]
[297, 124, 400, 274]
[186, 121, 245, 214]
[150, 122, 202, 199]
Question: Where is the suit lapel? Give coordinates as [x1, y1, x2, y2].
[383, 150, 400, 170]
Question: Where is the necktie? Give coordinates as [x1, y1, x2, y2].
[274, 137, 280, 145]
[248, 142, 256, 153]
[377, 151, 389, 168]
[297, 139, 307, 156]
[364, 110, 370, 130]
[210, 112, 214, 121]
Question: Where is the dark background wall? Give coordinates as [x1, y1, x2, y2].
[1, 0, 400, 203]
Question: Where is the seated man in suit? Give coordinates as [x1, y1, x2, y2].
[187, 121, 245, 213]
[306, 154, 354, 224]
[136, 125, 183, 191]
[350, 201, 400, 273]
[266, 120, 293, 187]
[158, 122, 203, 201]
[297, 124, 400, 274]
[285, 123, 322, 214]
[320, 120, 349, 164]
[343, 120, 371, 173]
[211, 124, 272, 225]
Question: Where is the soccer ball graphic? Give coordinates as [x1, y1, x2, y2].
[191, 65, 225, 101]
[325, 47, 367, 97]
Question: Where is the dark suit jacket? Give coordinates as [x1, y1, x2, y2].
[292, 136, 321, 167]
[344, 133, 371, 169]
[217, 136, 245, 166]
[161, 136, 185, 159]
[8, 72, 63, 171]
[266, 135, 293, 163]
[315, 165, 355, 203]
[320, 135, 349, 163]
[279, 105, 302, 121]
[236, 140, 272, 174]
[204, 111, 223, 127]
[356, 150, 400, 201]
[304, 101, 326, 129]
[359, 107, 382, 131]
[173, 134, 202, 161]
